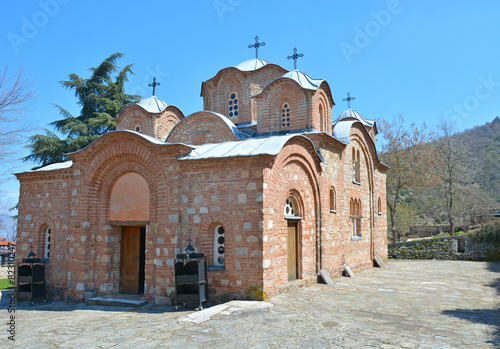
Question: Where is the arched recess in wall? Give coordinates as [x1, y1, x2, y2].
[218, 75, 244, 120]
[81, 134, 168, 228]
[330, 186, 337, 212]
[109, 172, 150, 223]
[199, 213, 233, 268]
[269, 138, 322, 273]
[261, 80, 307, 133]
[349, 126, 377, 257]
[33, 216, 56, 260]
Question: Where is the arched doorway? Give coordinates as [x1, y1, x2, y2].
[109, 172, 150, 294]
[284, 197, 302, 281]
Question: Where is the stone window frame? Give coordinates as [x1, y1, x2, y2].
[329, 186, 337, 213]
[350, 198, 362, 240]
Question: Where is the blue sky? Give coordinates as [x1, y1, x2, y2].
[1, 0, 500, 207]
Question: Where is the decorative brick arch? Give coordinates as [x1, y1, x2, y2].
[250, 65, 288, 92]
[33, 216, 56, 258]
[199, 213, 234, 267]
[349, 124, 380, 258]
[261, 80, 307, 133]
[80, 137, 168, 227]
[115, 105, 154, 136]
[218, 73, 245, 120]
[315, 90, 331, 132]
[268, 138, 323, 272]
[157, 112, 182, 141]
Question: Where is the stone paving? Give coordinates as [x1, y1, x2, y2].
[2, 260, 499, 348]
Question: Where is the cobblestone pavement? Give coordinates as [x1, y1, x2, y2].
[3, 260, 500, 348]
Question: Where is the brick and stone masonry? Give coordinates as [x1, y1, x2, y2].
[16, 57, 388, 302]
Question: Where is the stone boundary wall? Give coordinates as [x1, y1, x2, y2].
[389, 236, 500, 261]
[408, 225, 449, 238]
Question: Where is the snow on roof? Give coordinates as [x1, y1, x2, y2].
[29, 160, 74, 172]
[136, 96, 168, 114]
[332, 109, 374, 128]
[179, 134, 318, 160]
[281, 70, 325, 90]
[234, 58, 270, 71]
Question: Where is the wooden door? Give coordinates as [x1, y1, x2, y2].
[120, 226, 141, 293]
[287, 223, 298, 281]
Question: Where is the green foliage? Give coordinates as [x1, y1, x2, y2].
[0, 278, 13, 290]
[469, 221, 500, 245]
[24, 53, 140, 167]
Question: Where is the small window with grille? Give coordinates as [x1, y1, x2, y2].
[281, 103, 290, 128]
[213, 225, 225, 267]
[44, 226, 51, 259]
[228, 92, 239, 118]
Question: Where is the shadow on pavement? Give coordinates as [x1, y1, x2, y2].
[442, 261, 500, 348]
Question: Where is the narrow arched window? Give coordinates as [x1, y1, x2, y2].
[228, 92, 239, 118]
[318, 104, 325, 131]
[356, 199, 362, 236]
[378, 197, 382, 215]
[281, 102, 291, 129]
[213, 225, 225, 267]
[356, 150, 361, 182]
[350, 199, 362, 238]
[44, 226, 51, 259]
[352, 148, 361, 183]
[330, 187, 336, 212]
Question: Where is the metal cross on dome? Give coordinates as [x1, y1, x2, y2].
[148, 77, 160, 96]
[287, 47, 304, 70]
[248, 36, 265, 59]
[343, 92, 356, 109]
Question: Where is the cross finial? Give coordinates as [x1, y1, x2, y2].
[187, 236, 193, 245]
[343, 92, 356, 109]
[248, 36, 265, 59]
[287, 47, 304, 70]
[148, 77, 160, 96]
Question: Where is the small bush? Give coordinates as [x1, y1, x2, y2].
[469, 221, 500, 244]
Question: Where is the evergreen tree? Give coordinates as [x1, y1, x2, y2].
[24, 53, 140, 167]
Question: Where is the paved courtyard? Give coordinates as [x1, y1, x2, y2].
[3, 260, 500, 348]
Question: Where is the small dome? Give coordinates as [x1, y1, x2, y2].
[333, 109, 374, 128]
[281, 70, 324, 90]
[234, 58, 270, 71]
[136, 96, 168, 114]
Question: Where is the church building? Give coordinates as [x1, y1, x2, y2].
[15, 44, 388, 302]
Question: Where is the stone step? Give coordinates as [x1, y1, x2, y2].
[87, 296, 148, 307]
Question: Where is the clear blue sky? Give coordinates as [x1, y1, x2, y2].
[1, 0, 500, 204]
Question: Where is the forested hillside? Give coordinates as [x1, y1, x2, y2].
[462, 117, 500, 202]
[382, 116, 499, 237]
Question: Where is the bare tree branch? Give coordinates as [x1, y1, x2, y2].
[379, 113, 436, 242]
[0, 66, 35, 180]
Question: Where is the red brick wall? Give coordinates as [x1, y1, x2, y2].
[167, 111, 242, 145]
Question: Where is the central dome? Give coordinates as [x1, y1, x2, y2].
[234, 58, 270, 71]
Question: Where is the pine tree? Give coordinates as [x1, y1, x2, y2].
[24, 53, 140, 167]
